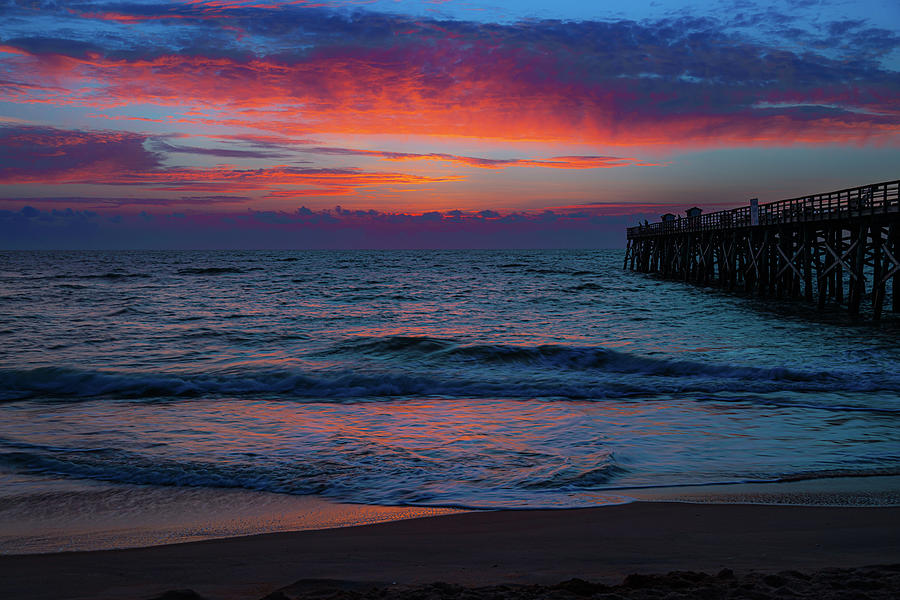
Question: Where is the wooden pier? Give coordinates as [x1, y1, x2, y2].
[624, 180, 900, 319]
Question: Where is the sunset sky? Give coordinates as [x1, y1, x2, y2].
[1, 0, 898, 248]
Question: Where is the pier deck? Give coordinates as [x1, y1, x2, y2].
[624, 180, 900, 319]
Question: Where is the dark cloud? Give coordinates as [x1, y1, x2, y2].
[0, 124, 161, 183]
[1, 35, 105, 56]
[828, 19, 867, 37]
[0, 203, 669, 249]
[5, 2, 897, 82]
[2, 195, 252, 207]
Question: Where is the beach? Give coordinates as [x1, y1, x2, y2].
[2, 250, 899, 598]
[1, 500, 898, 599]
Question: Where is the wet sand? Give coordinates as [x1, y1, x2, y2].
[1, 502, 898, 600]
[0, 479, 464, 554]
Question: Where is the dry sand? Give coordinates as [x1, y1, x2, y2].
[1, 502, 898, 600]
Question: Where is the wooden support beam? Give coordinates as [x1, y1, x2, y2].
[791, 228, 802, 299]
[893, 224, 900, 312]
[772, 230, 781, 297]
[814, 226, 828, 309]
[775, 229, 793, 298]
[760, 230, 771, 296]
[848, 224, 867, 316]
[803, 226, 813, 302]
[835, 228, 844, 305]
[873, 225, 885, 320]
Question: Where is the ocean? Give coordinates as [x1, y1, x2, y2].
[1, 250, 898, 550]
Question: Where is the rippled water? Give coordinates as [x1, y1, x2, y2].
[1, 250, 898, 509]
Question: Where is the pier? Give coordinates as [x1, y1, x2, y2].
[624, 180, 900, 319]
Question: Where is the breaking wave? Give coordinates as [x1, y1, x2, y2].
[0, 436, 629, 508]
[326, 336, 896, 387]
[2, 337, 898, 405]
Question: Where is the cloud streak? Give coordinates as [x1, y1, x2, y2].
[305, 147, 653, 169]
[0, 125, 463, 196]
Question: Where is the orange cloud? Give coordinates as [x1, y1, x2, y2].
[3, 163, 461, 191]
[3, 41, 896, 146]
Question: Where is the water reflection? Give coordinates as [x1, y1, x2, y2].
[1, 250, 898, 509]
[2, 395, 896, 508]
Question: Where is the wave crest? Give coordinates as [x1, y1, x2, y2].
[327, 336, 861, 382]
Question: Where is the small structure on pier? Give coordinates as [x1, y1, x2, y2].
[624, 180, 900, 319]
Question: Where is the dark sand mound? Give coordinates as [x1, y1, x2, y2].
[155, 565, 900, 600]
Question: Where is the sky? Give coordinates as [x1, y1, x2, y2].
[0, 0, 898, 248]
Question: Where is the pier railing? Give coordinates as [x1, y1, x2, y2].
[627, 180, 900, 238]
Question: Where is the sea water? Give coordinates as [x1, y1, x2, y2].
[1, 250, 898, 547]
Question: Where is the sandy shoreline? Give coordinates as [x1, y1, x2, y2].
[1, 501, 898, 600]
[0, 479, 466, 555]
[3, 474, 897, 556]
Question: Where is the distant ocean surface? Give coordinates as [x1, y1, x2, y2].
[1, 250, 899, 511]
